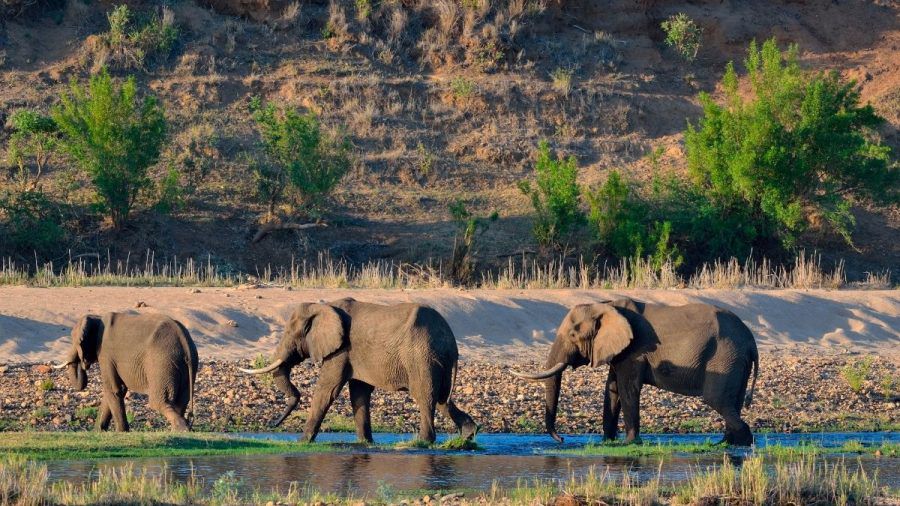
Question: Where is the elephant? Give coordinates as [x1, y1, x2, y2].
[513, 298, 759, 446]
[53, 312, 198, 432]
[240, 298, 478, 444]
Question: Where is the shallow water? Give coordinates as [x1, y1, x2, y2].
[44, 432, 900, 495]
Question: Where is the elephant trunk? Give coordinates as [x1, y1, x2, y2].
[544, 373, 563, 443]
[268, 337, 303, 427]
[61, 350, 87, 391]
[271, 361, 300, 427]
[543, 339, 568, 443]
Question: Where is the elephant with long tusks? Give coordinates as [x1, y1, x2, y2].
[241, 297, 478, 444]
[513, 298, 759, 446]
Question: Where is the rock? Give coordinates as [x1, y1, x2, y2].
[32, 365, 51, 374]
[189, 288, 201, 294]
[135, 301, 148, 308]
[224, 320, 239, 328]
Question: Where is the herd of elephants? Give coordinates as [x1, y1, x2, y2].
[52, 297, 760, 446]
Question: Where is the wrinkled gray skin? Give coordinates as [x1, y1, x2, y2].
[254, 298, 478, 444]
[524, 298, 759, 446]
[58, 313, 198, 432]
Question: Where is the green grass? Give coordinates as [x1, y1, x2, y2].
[391, 437, 483, 451]
[763, 441, 899, 458]
[0, 432, 335, 460]
[550, 440, 727, 457]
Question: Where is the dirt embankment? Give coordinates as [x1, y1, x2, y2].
[1, 286, 898, 363]
[1, 0, 898, 276]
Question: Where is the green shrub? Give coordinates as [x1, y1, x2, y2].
[75, 406, 99, 420]
[840, 357, 873, 393]
[585, 170, 682, 269]
[251, 100, 351, 218]
[53, 68, 167, 229]
[102, 4, 178, 69]
[661, 13, 702, 62]
[685, 39, 897, 253]
[5, 109, 58, 189]
[518, 141, 583, 251]
[450, 76, 476, 99]
[448, 200, 498, 284]
[38, 378, 54, 392]
[0, 189, 66, 255]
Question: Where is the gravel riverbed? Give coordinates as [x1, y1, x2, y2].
[1, 353, 897, 435]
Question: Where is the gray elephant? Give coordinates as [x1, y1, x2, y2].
[240, 298, 478, 443]
[514, 298, 759, 445]
[54, 312, 198, 432]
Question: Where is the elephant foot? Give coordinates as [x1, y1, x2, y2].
[623, 436, 642, 445]
[724, 426, 754, 447]
[459, 422, 479, 440]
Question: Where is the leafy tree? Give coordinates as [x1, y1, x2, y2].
[585, 170, 682, 269]
[53, 69, 167, 229]
[251, 100, 351, 219]
[518, 141, 583, 251]
[685, 38, 897, 252]
[5, 109, 59, 189]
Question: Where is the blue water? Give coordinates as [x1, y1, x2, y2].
[44, 432, 900, 495]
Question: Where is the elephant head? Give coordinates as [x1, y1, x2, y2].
[240, 303, 346, 426]
[53, 315, 104, 391]
[512, 303, 632, 442]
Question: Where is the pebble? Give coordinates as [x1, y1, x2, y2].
[0, 355, 896, 435]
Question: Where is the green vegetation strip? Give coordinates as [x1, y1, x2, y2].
[0, 432, 486, 461]
[0, 432, 334, 460]
[547, 440, 899, 457]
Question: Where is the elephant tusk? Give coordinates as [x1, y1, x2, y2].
[509, 362, 568, 381]
[51, 361, 75, 370]
[238, 358, 284, 375]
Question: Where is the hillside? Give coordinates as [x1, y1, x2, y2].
[1, 0, 898, 279]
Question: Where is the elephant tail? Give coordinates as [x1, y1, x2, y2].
[743, 351, 759, 408]
[447, 361, 459, 403]
[175, 321, 197, 426]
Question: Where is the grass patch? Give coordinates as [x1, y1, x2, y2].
[391, 437, 483, 451]
[841, 356, 874, 392]
[551, 440, 727, 457]
[0, 432, 335, 461]
[763, 441, 899, 458]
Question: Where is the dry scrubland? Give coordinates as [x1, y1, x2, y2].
[0, 0, 898, 281]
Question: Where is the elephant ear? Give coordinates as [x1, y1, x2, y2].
[589, 304, 633, 367]
[73, 315, 103, 364]
[302, 304, 345, 365]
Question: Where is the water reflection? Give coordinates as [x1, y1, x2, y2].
[44, 432, 900, 495]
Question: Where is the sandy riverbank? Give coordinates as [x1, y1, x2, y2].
[1, 287, 898, 364]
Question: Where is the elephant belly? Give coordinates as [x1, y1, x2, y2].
[647, 361, 704, 397]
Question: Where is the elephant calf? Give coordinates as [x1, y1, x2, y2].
[241, 298, 478, 443]
[54, 312, 198, 432]
[514, 298, 759, 446]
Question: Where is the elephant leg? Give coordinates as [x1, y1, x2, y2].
[619, 382, 642, 444]
[714, 405, 753, 446]
[603, 370, 621, 441]
[95, 399, 111, 432]
[153, 399, 190, 432]
[349, 380, 374, 444]
[103, 386, 129, 432]
[411, 389, 437, 444]
[303, 359, 349, 443]
[437, 400, 478, 440]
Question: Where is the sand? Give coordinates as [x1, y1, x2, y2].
[0, 287, 898, 364]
